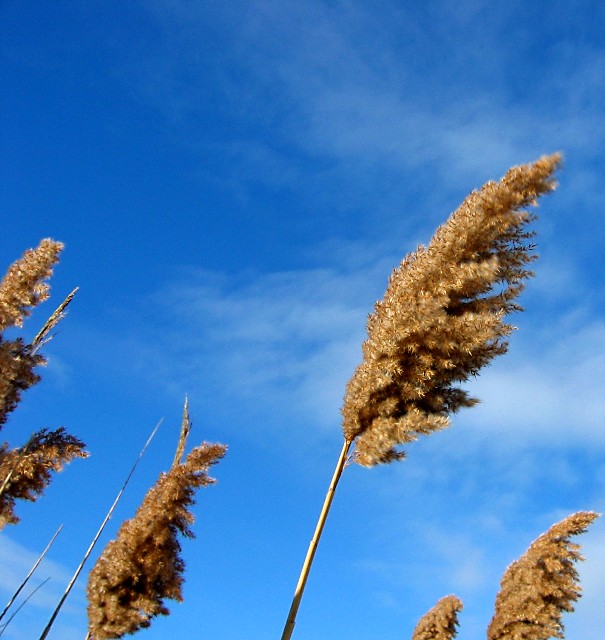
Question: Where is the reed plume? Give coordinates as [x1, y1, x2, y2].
[0, 239, 63, 332]
[412, 594, 463, 640]
[0, 338, 44, 429]
[342, 154, 561, 466]
[0, 428, 87, 528]
[86, 441, 226, 639]
[281, 154, 561, 640]
[0, 239, 64, 428]
[487, 511, 599, 640]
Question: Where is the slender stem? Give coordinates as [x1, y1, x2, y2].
[0, 578, 51, 637]
[280, 438, 352, 640]
[38, 421, 162, 640]
[0, 525, 62, 624]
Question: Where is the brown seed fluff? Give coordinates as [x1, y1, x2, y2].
[342, 154, 561, 466]
[0, 239, 63, 428]
[412, 594, 463, 640]
[0, 239, 63, 332]
[86, 442, 226, 639]
[487, 511, 599, 640]
[0, 428, 88, 528]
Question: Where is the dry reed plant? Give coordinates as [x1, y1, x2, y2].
[411, 594, 463, 640]
[86, 441, 226, 639]
[487, 511, 599, 640]
[0, 339, 43, 429]
[0, 428, 87, 528]
[0, 239, 63, 426]
[342, 153, 561, 466]
[281, 154, 561, 640]
[0, 240, 86, 528]
[0, 239, 62, 333]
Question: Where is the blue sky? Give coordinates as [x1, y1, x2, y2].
[1, 1, 605, 638]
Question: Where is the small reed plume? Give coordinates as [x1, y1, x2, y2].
[0, 338, 44, 429]
[0, 239, 65, 428]
[487, 511, 599, 640]
[0, 239, 63, 332]
[342, 154, 561, 466]
[86, 441, 226, 639]
[412, 595, 463, 640]
[0, 428, 87, 528]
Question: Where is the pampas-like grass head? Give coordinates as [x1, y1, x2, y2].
[86, 442, 226, 639]
[412, 594, 463, 640]
[487, 511, 599, 640]
[342, 154, 561, 466]
[0, 428, 87, 528]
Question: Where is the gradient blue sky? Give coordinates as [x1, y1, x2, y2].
[2, 1, 605, 639]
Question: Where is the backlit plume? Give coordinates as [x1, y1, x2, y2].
[487, 511, 599, 640]
[0, 239, 63, 332]
[87, 442, 226, 639]
[412, 594, 463, 640]
[342, 154, 561, 466]
[0, 428, 88, 528]
[0, 239, 63, 428]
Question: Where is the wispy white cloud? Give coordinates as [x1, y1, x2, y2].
[134, 0, 605, 196]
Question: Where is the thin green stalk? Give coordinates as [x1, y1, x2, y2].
[280, 438, 352, 640]
[38, 420, 162, 640]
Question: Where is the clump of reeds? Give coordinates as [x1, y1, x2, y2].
[412, 594, 463, 640]
[0, 239, 85, 527]
[86, 441, 226, 639]
[408, 511, 598, 640]
[487, 511, 599, 640]
[342, 154, 561, 466]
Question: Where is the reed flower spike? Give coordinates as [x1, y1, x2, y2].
[488, 511, 599, 640]
[0, 428, 88, 528]
[86, 442, 226, 639]
[0, 239, 64, 428]
[342, 154, 561, 466]
[0, 239, 63, 332]
[281, 155, 561, 640]
[412, 594, 463, 640]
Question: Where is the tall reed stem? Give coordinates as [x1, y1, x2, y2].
[38, 421, 161, 640]
[280, 438, 352, 640]
[0, 525, 62, 624]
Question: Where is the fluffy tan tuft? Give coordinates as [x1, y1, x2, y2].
[0, 428, 88, 528]
[412, 594, 463, 640]
[0, 239, 63, 331]
[487, 511, 599, 640]
[342, 154, 561, 466]
[86, 442, 226, 639]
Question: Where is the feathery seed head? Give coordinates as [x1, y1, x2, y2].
[0, 239, 63, 332]
[487, 510, 599, 640]
[86, 442, 226, 639]
[412, 594, 463, 640]
[342, 154, 561, 466]
[0, 428, 88, 528]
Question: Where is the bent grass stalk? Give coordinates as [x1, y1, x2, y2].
[38, 421, 162, 640]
